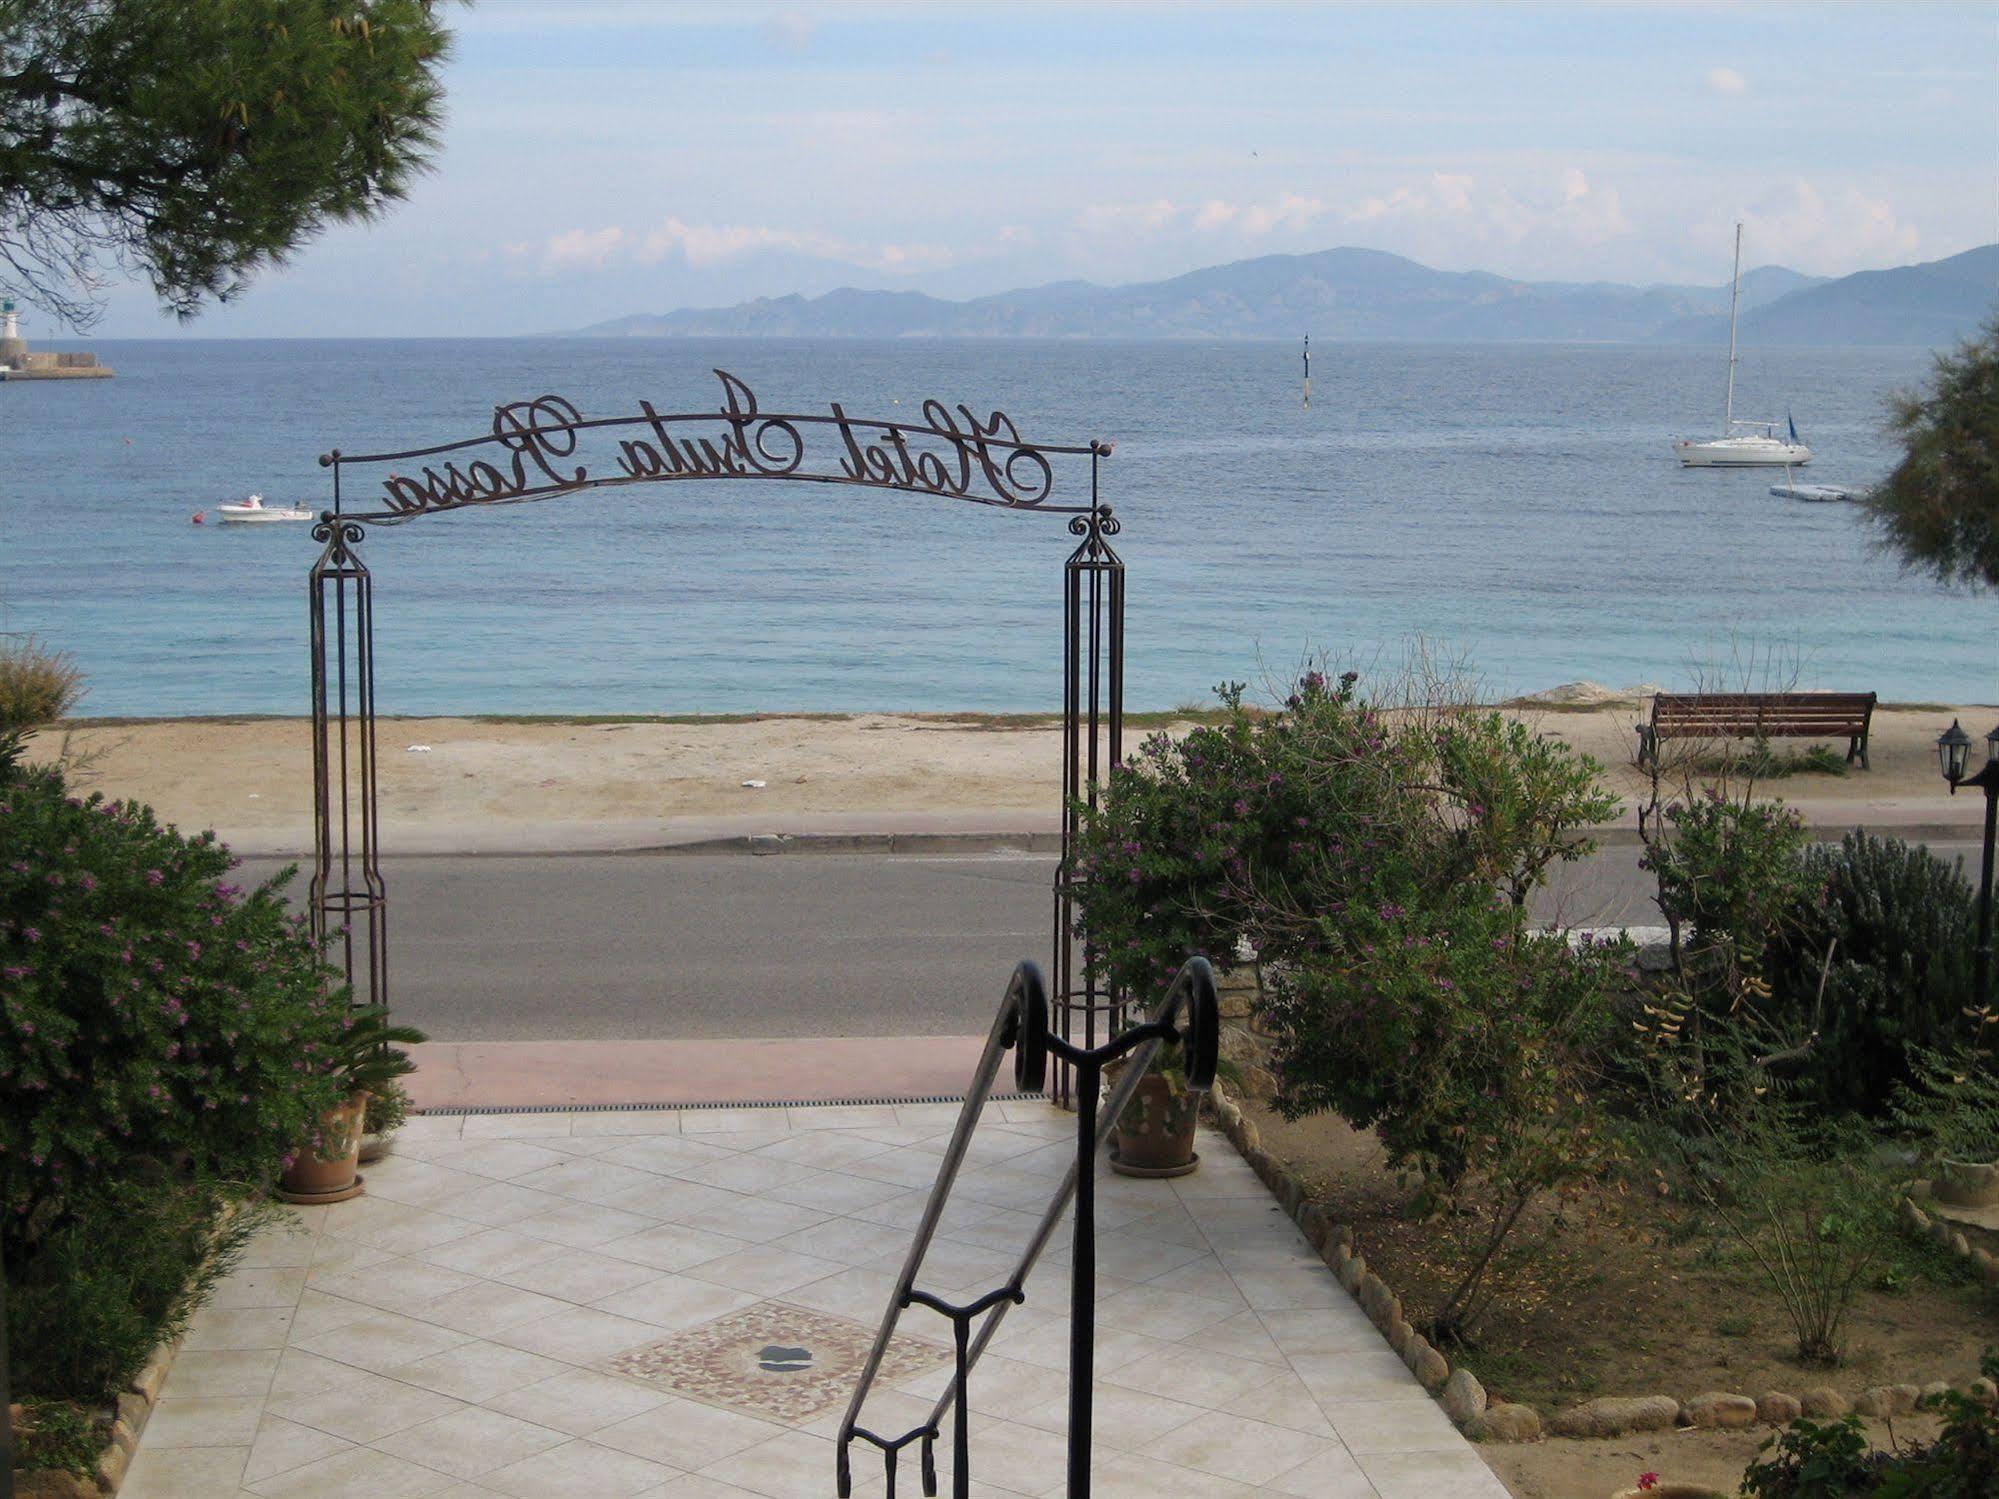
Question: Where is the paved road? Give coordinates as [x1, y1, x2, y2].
[243, 840, 1980, 1042]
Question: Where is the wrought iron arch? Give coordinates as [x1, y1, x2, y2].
[308, 369, 1124, 1102]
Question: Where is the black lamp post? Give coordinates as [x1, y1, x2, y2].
[1937, 718, 1999, 1012]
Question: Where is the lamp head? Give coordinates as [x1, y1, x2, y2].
[1939, 720, 1972, 788]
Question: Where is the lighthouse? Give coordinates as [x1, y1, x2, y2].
[0, 299, 24, 368]
[0, 299, 112, 379]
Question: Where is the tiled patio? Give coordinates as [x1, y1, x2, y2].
[122, 1101, 1509, 1499]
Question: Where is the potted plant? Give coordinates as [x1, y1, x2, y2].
[278, 1006, 426, 1204]
[1894, 1046, 1999, 1209]
[1108, 1041, 1241, 1178]
[360, 1076, 413, 1164]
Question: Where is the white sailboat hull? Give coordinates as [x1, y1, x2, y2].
[1674, 435, 1812, 468]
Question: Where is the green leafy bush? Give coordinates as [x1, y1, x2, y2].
[1686, 1097, 1894, 1366]
[1074, 672, 1616, 999]
[0, 635, 84, 731]
[1075, 669, 1624, 1342]
[1264, 898, 1628, 1340]
[0, 759, 347, 1256]
[1769, 833, 1980, 1115]
[7, 1177, 274, 1402]
[1740, 1352, 1999, 1496]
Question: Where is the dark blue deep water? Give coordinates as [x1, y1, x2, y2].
[1, 337, 1984, 716]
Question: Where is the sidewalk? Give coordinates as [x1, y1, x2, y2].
[122, 1103, 1509, 1499]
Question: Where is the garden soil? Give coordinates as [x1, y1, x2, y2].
[1243, 1102, 1988, 1499]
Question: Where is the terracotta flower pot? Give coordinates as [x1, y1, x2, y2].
[278, 1092, 367, 1204]
[1933, 1157, 1999, 1208]
[1110, 1074, 1201, 1177]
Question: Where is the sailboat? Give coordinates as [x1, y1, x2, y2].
[1672, 223, 1811, 467]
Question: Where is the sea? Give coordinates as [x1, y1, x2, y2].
[0, 337, 1985, 718]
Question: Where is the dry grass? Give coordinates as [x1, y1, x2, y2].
[0, 636, 84, 731]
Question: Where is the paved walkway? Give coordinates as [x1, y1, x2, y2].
[122, 1103, 1508, 1499]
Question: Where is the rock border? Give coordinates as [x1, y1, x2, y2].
[1901, 1192, 1999, 1287]
[1207, 1082, 1999, 1443]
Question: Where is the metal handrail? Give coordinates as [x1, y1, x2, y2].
[837, 956, 1219, 1499]
[837, 959, 1048, 1498]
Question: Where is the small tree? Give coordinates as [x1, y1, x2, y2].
[0, 0, 453, 325]
[1864, 318, 1999, 589]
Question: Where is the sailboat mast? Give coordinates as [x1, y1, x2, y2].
[1723, 221, 1742, 431]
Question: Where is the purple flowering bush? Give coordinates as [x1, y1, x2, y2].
[0, 757, 348, 1253]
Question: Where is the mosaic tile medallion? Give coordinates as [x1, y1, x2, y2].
[603, 1303, 948, 1422]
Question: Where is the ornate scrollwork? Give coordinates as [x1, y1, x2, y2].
[311, 516, 366, 547]
[1067, 505, 1121, 539]
[326, 370, 1105, 523]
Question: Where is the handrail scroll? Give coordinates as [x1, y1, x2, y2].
[838, 956, 1219, 1499]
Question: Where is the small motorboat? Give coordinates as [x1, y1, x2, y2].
[214, 493, 313, 523]
[1770, 479, 1864, 503]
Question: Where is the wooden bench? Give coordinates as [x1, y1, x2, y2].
[1635, 691, 1877, 770]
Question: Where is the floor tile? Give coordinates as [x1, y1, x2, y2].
[681, 1245, 846, 1297]
[242, 1414, 355, 1486]
[482, 1437, 677, 1498]
[144, 1397, 269, 1448]
[597, 1224, 756, 1275]
[161, 1348, 281, 1398]
[184, 1307, 298, 1352]
[1323, 1397, 1469, 1456]
[292, 1310, 473, 1373]
[486, 1368, 669, 1437]
[591, 1273, 764, 1331]
[494, 1247, 669, 1302]
[1357, 1447, 1513, 1498]
[1145, 1409, 1334, 1486]
[123, 1111, 1502, 1499]
[248, 1443, 459, 1497]
[269, 1370, 466, 1444]
[386, 1340, 568, 1403]
[122, 1443, 251, 1498]
[591, 1395, 788, 1470]
[375, 1404, 571, 1480]
[492, 1305, 671, 1363]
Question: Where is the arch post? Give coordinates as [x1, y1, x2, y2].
[308, 510, 387, 1013]
[1051, 448, 1124, 1108]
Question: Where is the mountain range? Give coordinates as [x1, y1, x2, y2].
[569, 244, 1999, 347]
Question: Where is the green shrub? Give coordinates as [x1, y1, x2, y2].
[1740, 1352, 1999, 1497]
[1769, 833, 1980, 1115]
[15, 1397, 105, 1477]
[1265, 898, 1628, 1341]
[7, 1176, 274, 1402]
[0, 635, 84, 731]
[1074, 672, 1616, 999]
[0, 759, 347, 1258]
[1075, 668, 1624, 1343]
[1687, 1099, 1894, 1367]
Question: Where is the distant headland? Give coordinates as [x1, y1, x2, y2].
[562, 243, 1998, 348]
[0, 299, 113, 380]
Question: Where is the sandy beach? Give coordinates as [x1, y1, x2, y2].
[25, 695, 1993, 856]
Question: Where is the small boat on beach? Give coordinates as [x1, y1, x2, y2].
[212, 494, 313, 524]
[1673, 223, 1811, 468]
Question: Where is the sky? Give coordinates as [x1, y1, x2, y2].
[63, 1, 1999, 339]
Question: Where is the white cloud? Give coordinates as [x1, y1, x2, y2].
[758, 12, 817, 53]
[540, 226, 626, 270]
[513, 217, 953, 277]
[1707, 66, 1748, 96]
[1075, 193, 1329, 243]
[1342, 168, 1631, 261]
[1715, 179, 1920, 272]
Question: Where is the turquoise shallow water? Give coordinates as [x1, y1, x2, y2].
[0, 337, 1985, 716]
